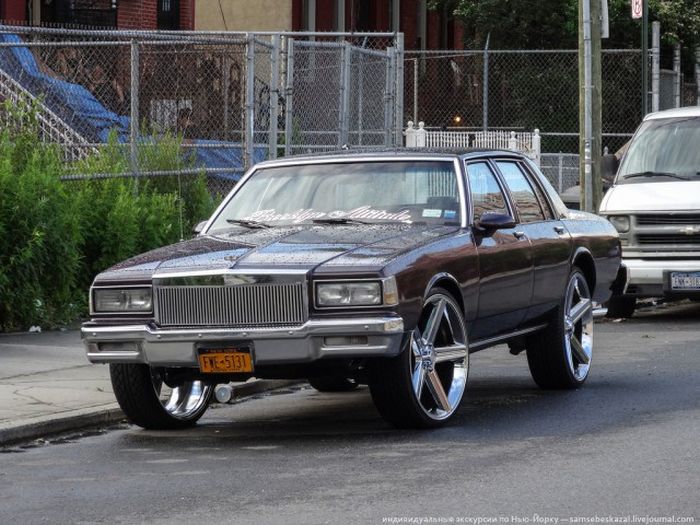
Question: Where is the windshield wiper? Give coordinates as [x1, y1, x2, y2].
[311, 217, 371, 225]
[623, 171, 689, 181]
[226, 219, 271, 229]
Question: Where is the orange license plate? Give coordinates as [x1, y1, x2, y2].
[198, 350, 253, 373]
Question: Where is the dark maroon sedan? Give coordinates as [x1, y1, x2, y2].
[83, 150, 622, 429]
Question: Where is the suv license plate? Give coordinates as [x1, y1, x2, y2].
[670, 271, 700, 290]
[198, 349, 253, 373]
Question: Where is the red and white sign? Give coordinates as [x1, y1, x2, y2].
[632, 0, 643, 19]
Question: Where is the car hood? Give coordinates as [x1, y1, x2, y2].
[95, 224, 458, 282]
[600, 180, 700, 213]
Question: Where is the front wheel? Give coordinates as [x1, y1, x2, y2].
[606, 294, 636, 318]
[526, 268, 594, 389]
[369, 288, 469, 428]
[110, 364, 213, 430]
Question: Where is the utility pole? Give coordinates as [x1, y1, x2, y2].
[579, 0, 603, 212]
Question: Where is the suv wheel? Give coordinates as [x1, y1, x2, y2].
[110, 364, 213, 430]
[606, 294, 636, 318]
[369, 288, 469, 428]
[526, 268, 594, 389]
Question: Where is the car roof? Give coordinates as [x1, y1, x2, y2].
[644, 106, 700, 120]
[254, 147, 524, 167]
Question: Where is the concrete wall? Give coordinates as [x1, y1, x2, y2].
[195, 0, 292, 31]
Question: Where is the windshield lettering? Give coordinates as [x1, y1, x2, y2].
[243, 206, 414, 224]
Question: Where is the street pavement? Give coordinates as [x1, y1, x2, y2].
[0, 301, 698, 524]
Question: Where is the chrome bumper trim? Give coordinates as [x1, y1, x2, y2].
[82, 317, 405, 366]
[623, 258, 700, 286]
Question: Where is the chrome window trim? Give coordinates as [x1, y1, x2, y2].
[90, 284, 153, 316]
[463, 159, 517, 223]
[202, 156, 469, 233]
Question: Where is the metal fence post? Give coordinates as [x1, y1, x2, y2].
[651, 21, 660, 113]
[384, 47, 396, 146]
[284, 37, 295, 156]
[482, 33, 490, 131]
[673, 43, 681, 108]
[395, 33, 405, 147]
[412, 57, 418, 124]
[269, 34, 280, 159]
[338, 41, 352, 147]
[697, 48, 700, 106]
[558, 152, 564, 193]
[129, 39, 139, 184]
[245, 34, 255, 170]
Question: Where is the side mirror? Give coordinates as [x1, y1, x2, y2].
[477, 212, 516, 231]
[192, 220, 208, 235]
[601, 153, 619, 186]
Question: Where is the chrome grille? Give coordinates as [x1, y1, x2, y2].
[638, 234, 700, 246]
[155, 282, 307, 327]
[636, 214, 700, 225]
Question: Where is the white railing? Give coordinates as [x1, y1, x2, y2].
[0, 67, 97, 162]
[404, 121, 541, 167]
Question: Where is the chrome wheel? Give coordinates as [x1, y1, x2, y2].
[410, 293, 469, 421]
[563, 272, 593, 382]
[151, 371, 212, 421]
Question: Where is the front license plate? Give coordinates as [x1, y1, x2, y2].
[670, 271, 700, 290]
[198, 349, 253, 373]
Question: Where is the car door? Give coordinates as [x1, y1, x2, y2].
[494, 160, 572, 320]
[465, 160, 534, 340]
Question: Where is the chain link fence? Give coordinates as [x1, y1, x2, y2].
[405, 48, 644, 157]
[0, 25, 403, 198]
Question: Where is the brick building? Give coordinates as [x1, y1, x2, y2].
[0, 0, 195, 30]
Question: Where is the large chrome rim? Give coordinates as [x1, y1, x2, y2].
[564, 273, 594, 381]
[151, 371, 212, 421]
[410, 294, 469, 421]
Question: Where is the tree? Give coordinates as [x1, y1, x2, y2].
[431, 0, 700, 63]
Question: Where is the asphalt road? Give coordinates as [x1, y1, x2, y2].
[1, 302, 698, 525]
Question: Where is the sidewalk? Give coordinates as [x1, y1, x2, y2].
[0, 330, 121, 446]
[0, 330, 296, 446]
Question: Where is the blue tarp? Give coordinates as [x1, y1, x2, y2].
[0, 33, 266, 180]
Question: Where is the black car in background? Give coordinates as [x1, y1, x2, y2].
[83, 150, 622, 429]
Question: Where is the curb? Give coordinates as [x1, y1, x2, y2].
[0, 379, 303, 447]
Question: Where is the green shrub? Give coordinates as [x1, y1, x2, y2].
[0, 129, 82, 330]
[0, 103, 218, 330]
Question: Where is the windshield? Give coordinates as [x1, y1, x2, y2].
[617, 116, 700, 183]
[208, 161, 461, 232]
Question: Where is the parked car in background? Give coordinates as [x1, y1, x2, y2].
[600, 107, 700, 317]
[83, 149, 621, 430]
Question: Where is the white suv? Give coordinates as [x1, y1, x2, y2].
[600, 106, 700, 317]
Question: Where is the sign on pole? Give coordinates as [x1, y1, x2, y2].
[632, 0, 643, 19]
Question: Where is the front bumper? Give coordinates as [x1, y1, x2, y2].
[623, 258, 700, 297]
[82, 316, 405, 367]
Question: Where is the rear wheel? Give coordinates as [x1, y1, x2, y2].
[110, 364, 213, 430]
[369, 288, 469, 428]
[606, 294, 636, 318]
[307, 376, 359, 392]
[526, 269, 594, 389]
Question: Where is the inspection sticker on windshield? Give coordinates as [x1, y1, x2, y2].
[422, 209, 442, 218]
[670, 271, 700, 290]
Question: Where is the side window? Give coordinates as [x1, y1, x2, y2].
[519, 162, 555, 219]
[496, 161, 546, 223]
[466, 162, 509, 223]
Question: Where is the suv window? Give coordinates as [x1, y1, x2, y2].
[466, 162, 510, 222]
[496, 161, 546, 223]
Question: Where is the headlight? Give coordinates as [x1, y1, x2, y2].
[92, 287, 152, 313]
[608, 215, 630, 233]
[315, 278, 398, 307]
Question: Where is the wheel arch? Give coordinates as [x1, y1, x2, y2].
[572, 248, 596, 295]
[424, 272, 465, 316]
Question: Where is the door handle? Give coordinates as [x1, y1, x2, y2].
[513, 231, 526, 239]
[554, 226, 566, 234]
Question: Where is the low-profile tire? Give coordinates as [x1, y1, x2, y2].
[110, 363, 213, 430]
[606, 294, 637, 318]
[369, 287, 469, 429]
[307, 376, 359, 392]
[526, 268, 594, 389]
